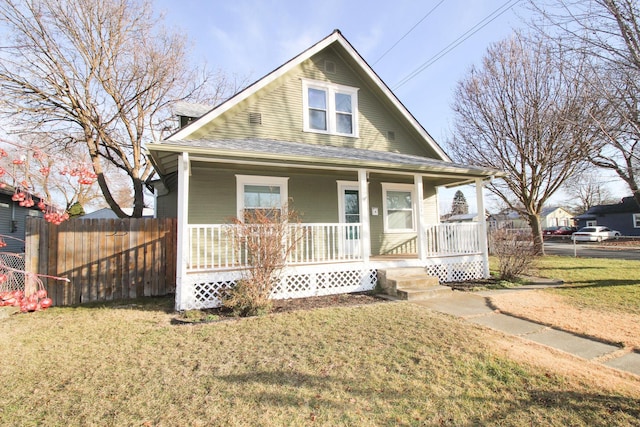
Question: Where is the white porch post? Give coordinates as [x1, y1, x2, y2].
[475, 178, 490, 278]
[358, 169, 371, 262]
[176, 152, 190, 310]
[414, 174, 426, 261]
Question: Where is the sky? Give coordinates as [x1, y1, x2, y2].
[154, 0, 627, 214]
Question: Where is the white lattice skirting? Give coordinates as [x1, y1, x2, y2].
[423, 255, 486, 283]
[177, 255, 486, 310]
[179, 265, 378, 310]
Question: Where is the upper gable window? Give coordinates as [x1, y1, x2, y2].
[302, 79, 359, 137]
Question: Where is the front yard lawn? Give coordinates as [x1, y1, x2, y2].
[534, 256, 640, 315]
[1, 297, 638, 425]
[489, 256, 640, 350]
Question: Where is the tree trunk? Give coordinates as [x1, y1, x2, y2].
[528, 214, 545, 256]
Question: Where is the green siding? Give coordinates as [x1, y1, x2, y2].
[188, 167, 357, 224]
[188, 47, 439, 158]
[187, 167, 440, 257]
[189, 168, 237, 224]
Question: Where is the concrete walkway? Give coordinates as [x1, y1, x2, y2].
[412, 291, 640, 377]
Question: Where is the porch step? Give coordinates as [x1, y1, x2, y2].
[378, 268, 451, 301]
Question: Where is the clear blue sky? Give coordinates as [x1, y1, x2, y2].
[155, 0, 627, 213]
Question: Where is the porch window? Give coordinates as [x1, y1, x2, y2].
[236, 175, 289, 221]
[634, 214, 640, 228]
[382, 183, 415, 233]
[302, 79, 358, 137]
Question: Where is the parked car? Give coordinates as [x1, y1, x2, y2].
[543, 226, 577, 236]
[571, 226, 621, 242]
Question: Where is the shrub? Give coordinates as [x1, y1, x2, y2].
[223, 206, 303, 316]
[489, 228, 536, 281]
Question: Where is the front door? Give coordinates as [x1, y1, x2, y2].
[339, 185, 360, 256]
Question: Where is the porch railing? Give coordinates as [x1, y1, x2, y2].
[187, 223, 362, 271]
[425, 222, 482, 256]
[186, 222, 483, 271]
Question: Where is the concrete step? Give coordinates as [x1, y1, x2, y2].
[391, 275, 439, 289]
[396, 285, 452, 301]
[378, 268, 445, 300]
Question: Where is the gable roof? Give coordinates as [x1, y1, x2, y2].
[540, 206, 571, 217]
[166, 29, 451, 162]
[577, 197, 640, 218]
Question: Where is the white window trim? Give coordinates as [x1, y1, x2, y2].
[302, 78, 359, 137]
[382, 183, 416, 233]
[236, 175, 289, 221]
[633, 213, 640, 228]
[586, 220, 597, 227]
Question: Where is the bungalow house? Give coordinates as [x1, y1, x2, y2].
[488, 206, 573, 230]
[575, 196, 640, 236]
[147, 30, 500, 310]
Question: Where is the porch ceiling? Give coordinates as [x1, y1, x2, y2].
[147, 138, 503, 183]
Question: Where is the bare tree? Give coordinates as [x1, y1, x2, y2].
[0, 138, 105, 212]
[562, 170, 617, 214]
[0, 0, 238, 217]
[448, 31, 592, 254]
[528, 0, 640, 206]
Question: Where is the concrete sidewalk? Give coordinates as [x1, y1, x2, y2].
[413, 291, 640, 377]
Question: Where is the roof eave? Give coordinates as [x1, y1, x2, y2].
[147, 142, 497, 179]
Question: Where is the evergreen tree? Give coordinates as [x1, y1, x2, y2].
[451, 190, 469, 215]
[67, 202, 85, 218]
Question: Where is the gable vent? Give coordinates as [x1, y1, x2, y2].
[324, 60, 336, 74]
[387, 130, 396, 141]
[249, 112, 262, 125]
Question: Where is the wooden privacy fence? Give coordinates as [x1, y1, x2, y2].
[25, 217, 177, 306]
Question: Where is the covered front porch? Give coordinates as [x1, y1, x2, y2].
[147, 141, 498, 311]
[171, 154, 490, 310]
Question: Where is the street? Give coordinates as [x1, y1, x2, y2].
[543, 240, 640, 260]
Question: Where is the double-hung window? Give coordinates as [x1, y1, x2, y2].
[302, 79, 358, 137]
[634, 213, 640, 228]
[382, 183, 416, 233]
[236, 175, 289, 222]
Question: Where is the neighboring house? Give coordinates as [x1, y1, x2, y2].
[0, 187, 43, 254]
[487, 210, 526, 230]
[441, 213, 479, 223]
[540, 207, 573, 228]
[147, 30, 500, 310]
[575, 197, 640, 235]
[488, 206, 573, 230]
[80, 207, 155, 219]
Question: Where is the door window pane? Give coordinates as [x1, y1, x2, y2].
[344, 189, 359, 223]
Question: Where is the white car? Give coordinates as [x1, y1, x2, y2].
[571, 226, 621, 242]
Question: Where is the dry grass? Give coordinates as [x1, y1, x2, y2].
[489, 256, 640, 350]
[0, 297, 639, 426]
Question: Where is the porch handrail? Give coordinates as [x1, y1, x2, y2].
[187, 223, 363, 271]
[425, 222, 482, 257]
